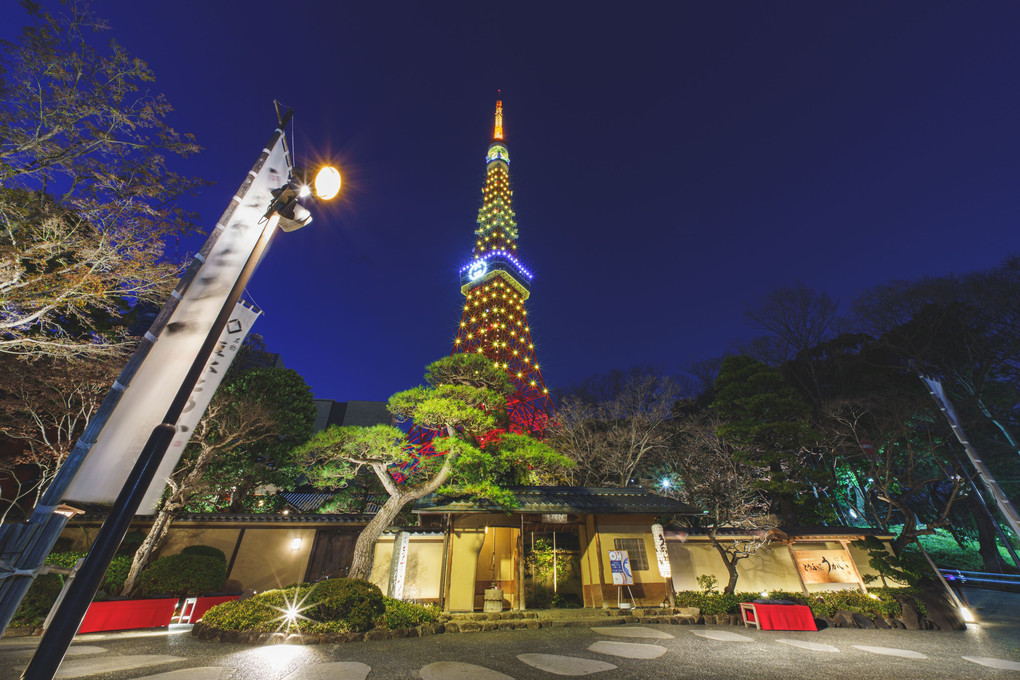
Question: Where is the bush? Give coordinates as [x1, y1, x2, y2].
[380, 597, 440, 629]
[202, 586, 312, 632]
[200, 579, 389, 634]
[310, 578, 385, 632]
[674, 591, 741, 615]
[674, 587, 923, 620]
[11, 574, 63, 627]
[98, 555, 132, 597]
[181, 545, 227, 563]
[134, 553, 225, 597]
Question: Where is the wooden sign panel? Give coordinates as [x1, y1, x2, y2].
[793, 549, 859, 584]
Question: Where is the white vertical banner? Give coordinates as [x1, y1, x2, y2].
[63, 137, 290, 504]
[139, 302, 261, 510]
[650, 523, 671, 578]
[390, 532, 411, 600]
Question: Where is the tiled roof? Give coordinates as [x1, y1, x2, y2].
[413, 486, 701, 515]
[279, 492, 337, 512]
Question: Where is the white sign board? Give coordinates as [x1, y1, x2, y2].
[608, 550, 633, 586]
[63, 135, 290, 504]
[390, 532, 411, 600]
[141, 302, 260, 510]
[650, 523, 671, 578]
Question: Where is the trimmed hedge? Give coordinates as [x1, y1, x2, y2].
[134, 553, 226, 598]
[308, 578, 385, 632]
[674, 587, 919, 619]
[181, 545, 227, 563]
[200, 579, 434, 634]
[380, 597, 440, 629]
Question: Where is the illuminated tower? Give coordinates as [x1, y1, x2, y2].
[452, 98, 551, 435]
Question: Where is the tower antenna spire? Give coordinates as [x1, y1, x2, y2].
[493, 92, 503, 141]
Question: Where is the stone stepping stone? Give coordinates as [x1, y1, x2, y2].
[133, 668, 234, 680]
[852, 645, 927, 659]
[775, 639, 840, 653]
[590, 626, 674, 639]
[692, 630, 753, 642]
[420, 661, 515, 680]
[588, 641, 668, 659]
[15, 654, 186, 679]
[962, 656, 1020, 671]
[517, 653, 616, 676]
[283, 662, 372, 680]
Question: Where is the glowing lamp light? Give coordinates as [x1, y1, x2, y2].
[291, 537, 302, 551]
[760, 591, 770, 599]
[661, 479, 671, 489]
[959, 606, 976, 623]
[313, 166, 342, 200]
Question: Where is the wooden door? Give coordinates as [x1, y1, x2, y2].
[304, 530, 357, 581]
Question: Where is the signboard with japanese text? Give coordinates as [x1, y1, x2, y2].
[139, 302, 260, 510]
[62, 134, 290, 505]
[793, 549, 859, 584]
[390, 532, 411, 600]
[650, 524, 671, 578]
[608, 550, 633, 585]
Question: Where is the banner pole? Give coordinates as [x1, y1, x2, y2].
[21, 220, 277, 680]
[0, 113, 292, 637]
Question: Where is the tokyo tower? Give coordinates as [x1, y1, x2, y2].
[451, 98, 551, 435]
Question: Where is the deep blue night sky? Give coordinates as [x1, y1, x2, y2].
[6, 2, 1020, 401]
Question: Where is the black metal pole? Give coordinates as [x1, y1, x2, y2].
[21, 220, 277, 680]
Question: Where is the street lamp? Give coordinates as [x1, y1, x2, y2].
[20, 124, 340, 680]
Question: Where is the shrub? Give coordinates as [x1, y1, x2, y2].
[134, 553, 226, 597]
[200, 579, 387, 633]
[98, 555, 132, 597]
[309, 578, 385, 632]
[674, 591, 740, 615]
[551, 593, 582, 608]
[380, 597, 440, 629]
[202, 586, 312, 632]
[674, 587, 923, 620]
[181, 545, 227, 563]
[11, 574, 63, 627]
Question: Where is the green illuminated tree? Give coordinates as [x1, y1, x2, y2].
[299, 354, 572, 580]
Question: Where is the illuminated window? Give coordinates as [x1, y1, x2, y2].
[613, 538, 649, 571]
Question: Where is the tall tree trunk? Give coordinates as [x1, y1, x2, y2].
[710, 539, 740, 594]
[347, 449, 459, 581]
[969, 492, 1007, 573]
[120, 506, 176, 596]
[347, 494, 406, 581]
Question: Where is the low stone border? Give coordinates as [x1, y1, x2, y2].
[191, 620, 446, 645]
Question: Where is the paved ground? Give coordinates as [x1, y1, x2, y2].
[1, 588, 1017, 680]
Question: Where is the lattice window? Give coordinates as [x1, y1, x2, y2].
[613, 538, 649, 571]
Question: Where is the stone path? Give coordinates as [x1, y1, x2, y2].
[775, 638, 840, 653]
[12, 654, 185, 679]
[281, 661, 372, 680]
[851, 644, 928, 659]
[3, 622, 1019, 679]
[587, 641, 668, 659]
[517, 654, 616, 676]
[589, 626, 673, 639]
[962, 656, 1020, 671]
